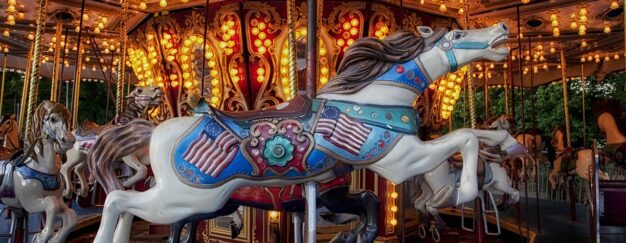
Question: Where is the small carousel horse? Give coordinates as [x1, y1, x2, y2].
[0, 101, 77, 243]
[60, 86, 163, 198]
[413, 118, 521, 242]
[514, 127, 547, 182]
[90, 24, 523, 242]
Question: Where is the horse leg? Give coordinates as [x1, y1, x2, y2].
[367, 130, 482, 207]
[321, 187, 379, 243]
[50, 201, 78, 243]
[490, 164, 520, 210]
[466, 129, 525, 155]
[168, 220, 187, 243]
[426, 200, 446, 242]
[121, 154, 147, 188]
[74, 159, 90, 197]
[35, 196, 62, 243]
[61, 148, 83, 198]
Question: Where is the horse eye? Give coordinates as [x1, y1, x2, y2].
[453, 32, 465, 40]
[136, 89, 143, 94]
[50, 117, 57, 122]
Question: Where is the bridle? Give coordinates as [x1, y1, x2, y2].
[435, 35, 491, 72]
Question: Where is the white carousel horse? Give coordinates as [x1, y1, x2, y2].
[413, 127, 521, 242]
[60, 86, 163, 198]
[0, 114, 21, 151]
[0, 101, 77, 243]
[90, 23, 523, 242]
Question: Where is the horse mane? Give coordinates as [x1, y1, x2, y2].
[87, 119, 154, 193]
[318, 29, 446, 95]
[592, 99, 626, 135]
[0, 113, 13, 125]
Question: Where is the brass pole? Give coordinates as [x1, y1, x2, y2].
[24, 0, 49, 140]
[72, 0, 86, 129]
[503, 61, 509, 115]
[581, 64, 586, 146]
[483, 61, 488, 118]
[50, 21, 63, 102]
[560, 50, 571, 147]
[287, 0, 297, 99]
[19, 43, 34, 133]
[116, 0, 128, 118]
[0, 53, 7, 115]
[465, 2, 476, 129]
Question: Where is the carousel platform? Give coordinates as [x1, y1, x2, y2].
[438, 198, 626, 243]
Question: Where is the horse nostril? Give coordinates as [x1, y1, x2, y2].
[62, 138, 67, 143]
[500, 22, 508, 32]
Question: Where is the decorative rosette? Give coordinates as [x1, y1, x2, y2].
[263, 135, 295, 167]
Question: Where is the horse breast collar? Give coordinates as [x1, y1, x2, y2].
[173, 97, 418, 188]
[375, 59, 431, 94]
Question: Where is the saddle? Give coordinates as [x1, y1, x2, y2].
[74, 125, 99, 141]
[0, 151, 24, 198]
[449, 154, 491, 189]
[216, 96, 312, 121]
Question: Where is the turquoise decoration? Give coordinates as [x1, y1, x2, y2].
[263, 135, 295, 167]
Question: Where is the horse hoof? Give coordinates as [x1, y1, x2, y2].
[429, 185, 457, 208]
[357, 225, 378, 243]
[330, 231, 357, 243]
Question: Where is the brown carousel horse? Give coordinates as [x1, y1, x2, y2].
[548, 99, 626, 188]
[0, 114, 21, 159]
[60, 86, 164, 198]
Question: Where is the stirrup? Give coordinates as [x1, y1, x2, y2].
[429, 185, 457, 208]
[460, 202, 475, 232]
[482, 191, 501, 236]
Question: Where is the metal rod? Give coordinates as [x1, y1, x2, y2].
[0, 53, 7, 115]
[513, 6, 522, 122]
[560, 50, 571, 147]
[71, 0, 86, 129]
[200, 0, 210, 98]
[483, 60, 488, 118]
[306, 0, 318, 98]
[304, 181, 318, 243]
[19, 43, 34, 134]
[24, 0, 50, 140]
[527, 37, 536, 128]
[505, 55, 511, 115]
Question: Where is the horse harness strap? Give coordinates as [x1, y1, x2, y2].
[437, 38, 491, 72]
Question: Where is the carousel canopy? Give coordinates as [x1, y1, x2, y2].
[0, 0, 623, 87]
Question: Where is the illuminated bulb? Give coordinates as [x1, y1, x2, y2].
[570, 21, 578, 29]
[579, 7, 587, 16]
[605, 56, 610, 62]
[83, 14, 89, 21]
[550, 13, 558, 22]
[503, 63, 508, 68]
[581, 41, 587, 48]
[521, 0, 530, 3]
[75, 26, 81, 33]
[390, 192, 398, 199]
[27, 32, 34, 40]
[604, 26, 611, 33]
[610, 1, 619, 10]
[587, 55, 593, 61]
[550, 47, 556, 53]
[614, 54, 620, 60]
[2, 30, 9, 37]
[551, 20, 559, 27]
[580, 57, 586, 62]
[139, 1, 147, 10]
[159, 0, 167, 7]
[458, 8, 464, 15]
[390, 218, 398, 226]
[439, 3, 447, 12]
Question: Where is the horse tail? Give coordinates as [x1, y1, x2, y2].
[87, 119, 154, 193]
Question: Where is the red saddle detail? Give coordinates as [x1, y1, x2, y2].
[229, 174, 351, 211]
[217, 96, 311, 121]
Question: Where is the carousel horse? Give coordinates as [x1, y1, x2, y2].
[60, 86, 163, 198]
[514, 128, 547, 182]
[0, 101, 76, 243]
[413, 122, 521, 242]
[163, 99, 379, 243]
[89, 23, 524, 243]
[0, 114, 21, 159]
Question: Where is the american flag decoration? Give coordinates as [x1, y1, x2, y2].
[182, 131, 239, 177]
[315, 106, 372, 155]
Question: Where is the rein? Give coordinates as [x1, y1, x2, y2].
[436, 38, 490, 72]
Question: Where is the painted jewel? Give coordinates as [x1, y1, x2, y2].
[263, 135, 295, 167]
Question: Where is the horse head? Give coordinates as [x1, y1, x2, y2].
[418, 22, 509, 75]
[0, 113, 17, 136]
[32, 101, 75, 153]
[127, 86, 164, 111]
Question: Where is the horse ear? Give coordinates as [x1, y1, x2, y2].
[417, 26, 434, 38]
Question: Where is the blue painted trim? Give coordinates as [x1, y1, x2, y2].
[15, 165, 61, 191]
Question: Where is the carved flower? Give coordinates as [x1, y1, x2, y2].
[263, 135, 294, 167]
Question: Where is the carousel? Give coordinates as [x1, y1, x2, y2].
[0, 0, 624, 243]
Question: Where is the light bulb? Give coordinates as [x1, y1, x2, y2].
[610, 1, 619, 9]
[159, 0, 167, 7]
[139, 1, 147, 9]
[439, 3, 447, 12]
[604, 26, 611, 33]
